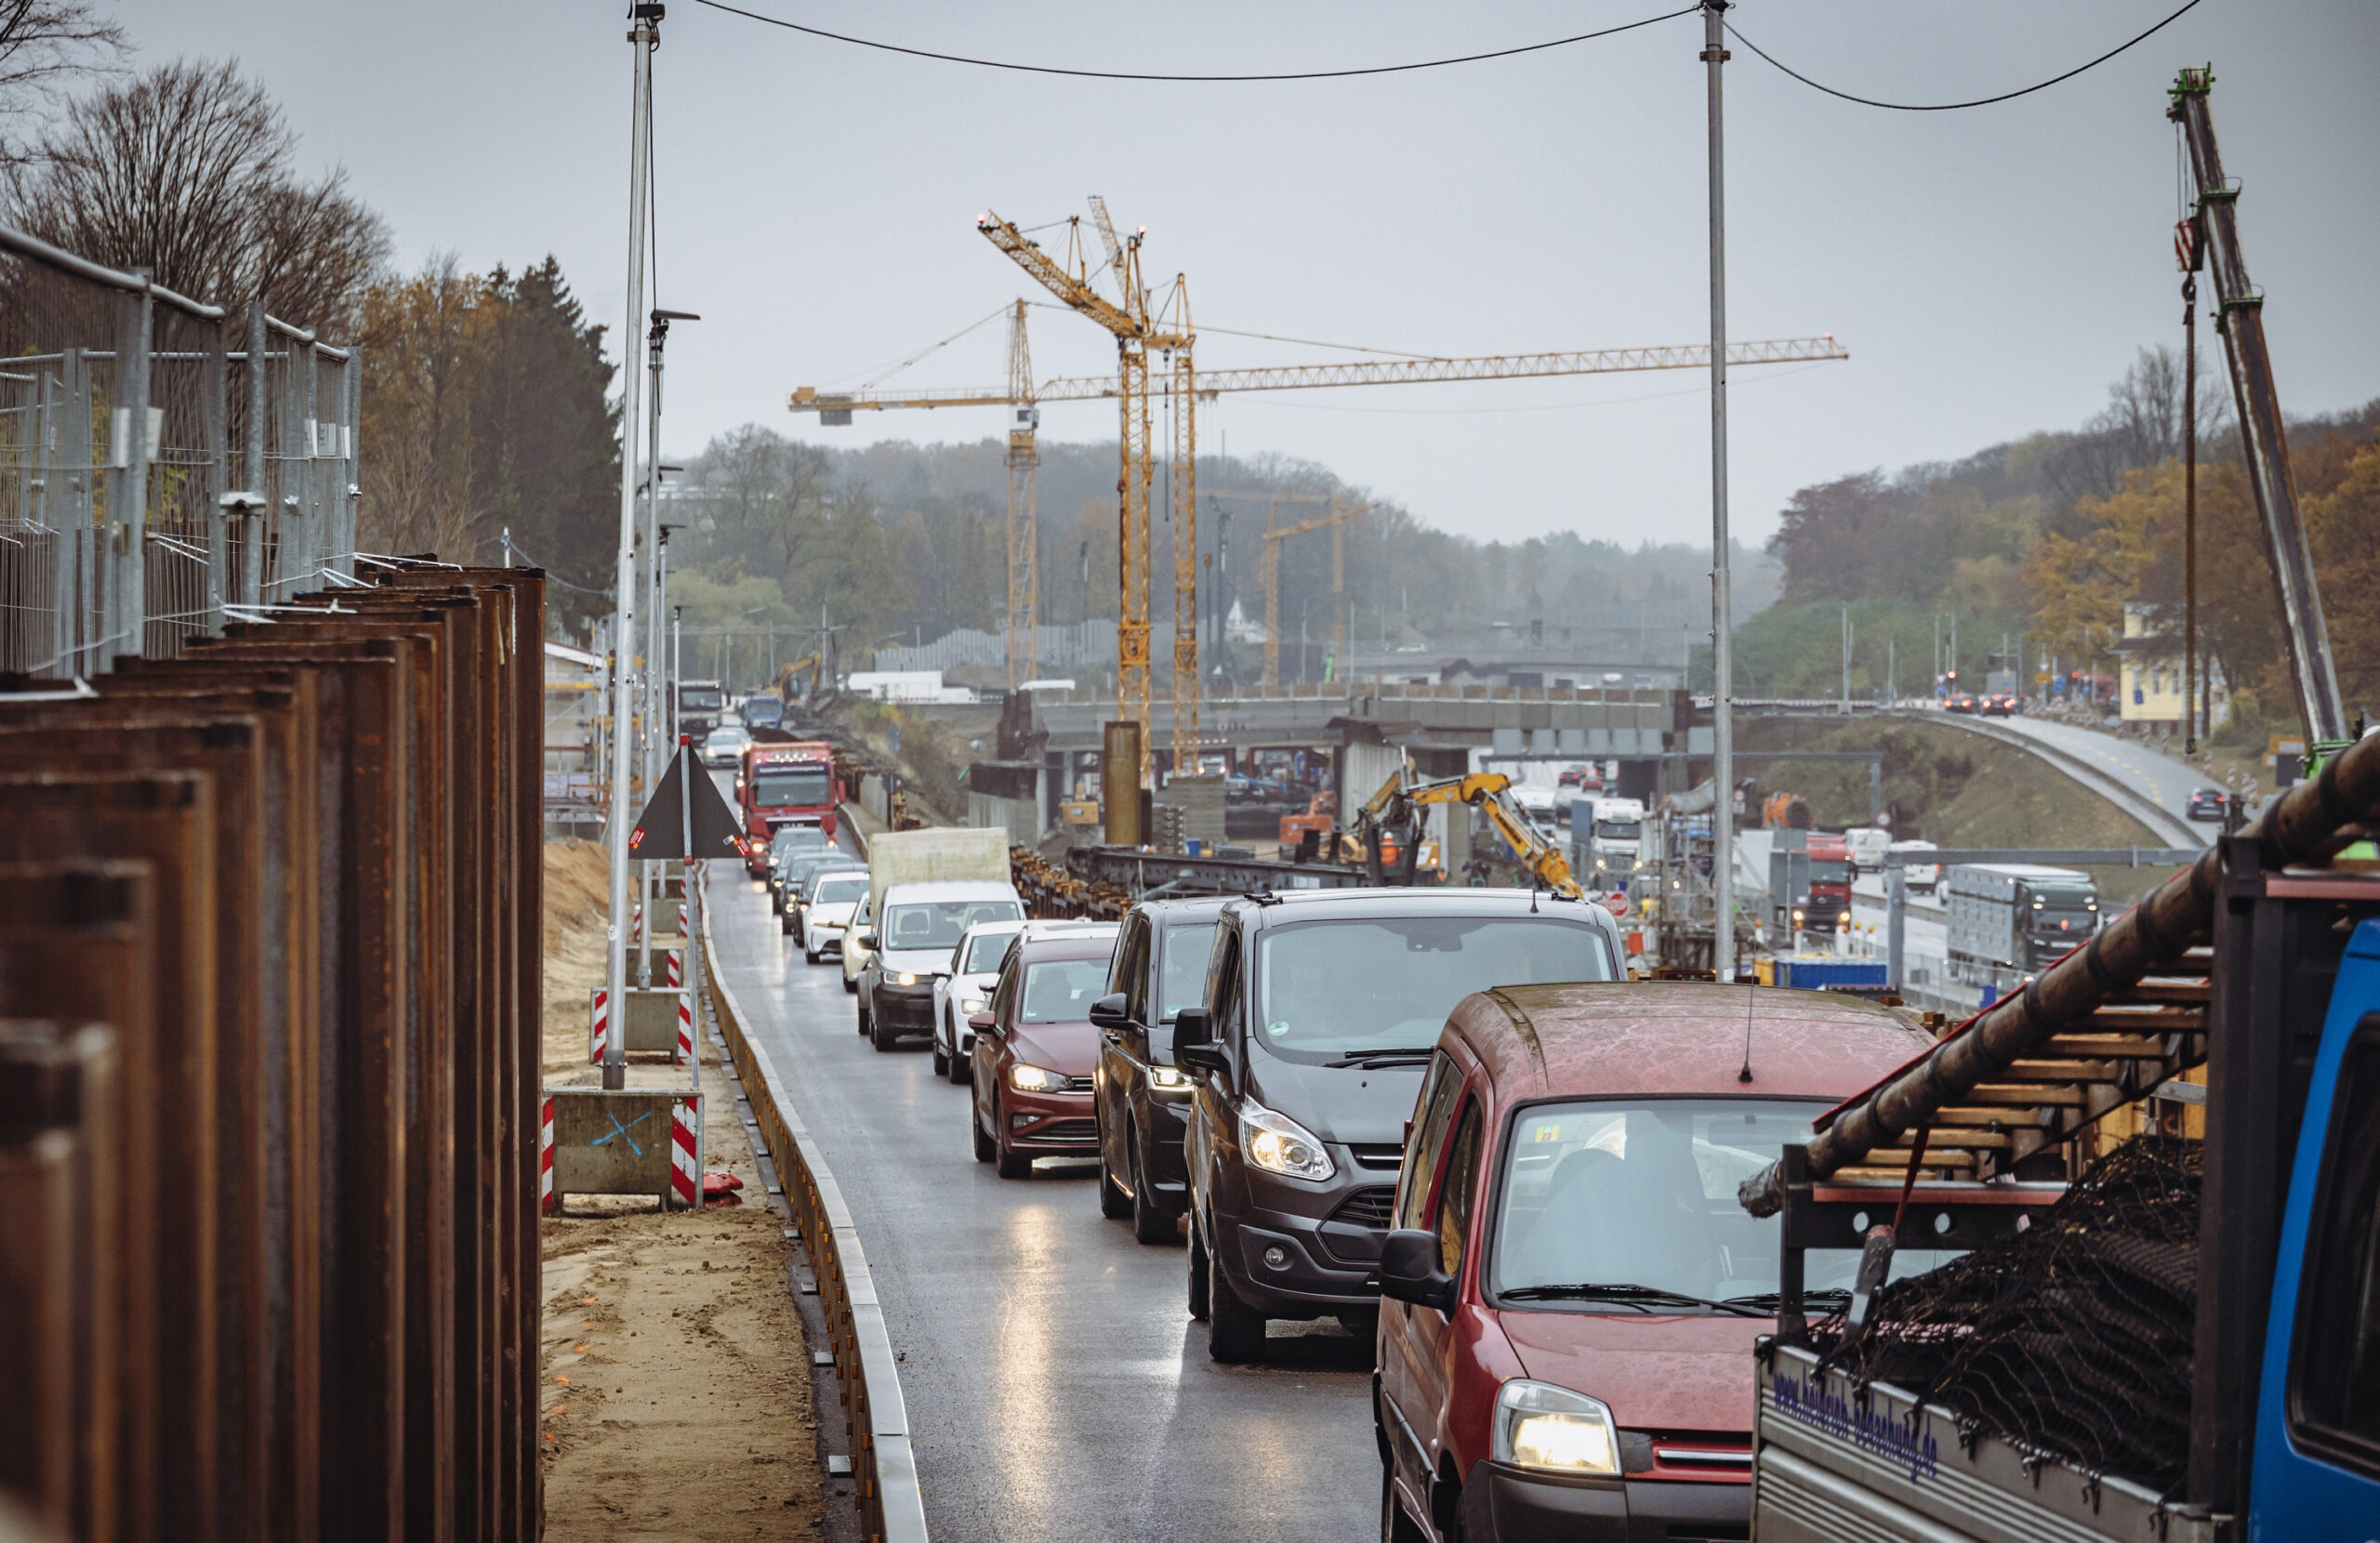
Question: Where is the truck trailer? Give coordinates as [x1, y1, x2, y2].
[1944, 862, 2099, 979]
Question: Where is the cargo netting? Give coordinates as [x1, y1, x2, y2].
[1811, 1137, 2202, 1491]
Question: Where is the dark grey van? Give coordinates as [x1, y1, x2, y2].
[1170, 887, 1624, 1363]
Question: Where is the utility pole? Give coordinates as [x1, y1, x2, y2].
[1702, 0, 1736, 982]
[602, 1, 660, 1090]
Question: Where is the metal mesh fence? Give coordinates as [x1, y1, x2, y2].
[0, 224, 360, 679]
[1812, 1135, 2202, 1490]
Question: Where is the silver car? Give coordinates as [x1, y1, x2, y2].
[931, 918, 1028, 1083]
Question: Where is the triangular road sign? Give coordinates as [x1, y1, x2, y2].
[629, 745, 744, 861]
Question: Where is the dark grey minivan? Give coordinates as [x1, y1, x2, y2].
[1171, 887, 1624, 1363]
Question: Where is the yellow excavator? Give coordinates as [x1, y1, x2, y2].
[1353, 758, 1586, 898]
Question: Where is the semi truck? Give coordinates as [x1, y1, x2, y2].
[676, 677, 727, 740]
[1739, 725, 2380, 1542]
[1944, 862, 2099, 978]
[1770, 831, 1853, 936]
[737, 740, 840, 875]
[1580, 795, 1646, 891]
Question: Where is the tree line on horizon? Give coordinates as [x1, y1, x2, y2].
[1736, 346, 2380, 735]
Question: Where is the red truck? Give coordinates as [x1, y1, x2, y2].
[737, 740, 840, 875]
[1794, 832, 1853, 935]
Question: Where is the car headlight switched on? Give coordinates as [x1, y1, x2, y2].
[1148, 1065, 1193, 1092]
[959, 996, 985, 1015]
[1009, 1062, 1067, 1093]
[895, 971, 918, 986]
[1492, 1380, 1620, 1476]
[1837, 911, 1851, 928]
[1238, 1100, 1334, 1181]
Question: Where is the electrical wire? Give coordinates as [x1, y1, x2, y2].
[858, 301, 1013, 389]
[682, 0, 1698, 82]
[1196, 323, 1443, 362]
[1217, 361, 1834, 415]
[1723, 0, 2207, 112]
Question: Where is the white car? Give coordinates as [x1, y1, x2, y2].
[798, 868, 871, 964]
[1887, 839, 1941, 892]
[701, 724, 752, 769]
[931, 918, 1028, 1083]
[840, 892, 873, 992]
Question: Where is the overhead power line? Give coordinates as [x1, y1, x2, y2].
[682, 0, 1698, 81]
[1724, 0, 2207, 112]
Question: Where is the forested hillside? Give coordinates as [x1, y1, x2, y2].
[1730, 347, 2380, 731]
[663, 427, 1775, 663]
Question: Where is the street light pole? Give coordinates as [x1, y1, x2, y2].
[1703, 0, 1736, 982]
[602, 2, 660, 1089]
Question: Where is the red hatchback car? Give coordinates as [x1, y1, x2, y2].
[968, 930, 1120, 1179]
[1374, 983, 1938, 1543]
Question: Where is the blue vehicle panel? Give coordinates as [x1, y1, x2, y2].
[2251, 917, 2380, 1538]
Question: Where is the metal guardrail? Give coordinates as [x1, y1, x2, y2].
[701, 910, 927, 1543]
[1888, 709, 2202, 848]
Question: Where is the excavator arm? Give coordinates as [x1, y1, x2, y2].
[1355, 760, 1587, 898]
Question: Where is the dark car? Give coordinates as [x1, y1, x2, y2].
[969, 930, 1121, 1177]
[1170, 888, 1626, 1364]
[1945, 693, 1977, 714]
[1090, 896, 1231, 1244]
[1981, 692, 2019, 717]
[778, 852, 863, 939]
[2188, 786, 2231, 822]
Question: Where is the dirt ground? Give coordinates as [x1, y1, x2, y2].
[537, 840, 828, 1538]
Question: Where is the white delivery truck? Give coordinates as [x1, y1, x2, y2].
[856, 827, 1026, 1050]
[1582, 796, 1646, 890]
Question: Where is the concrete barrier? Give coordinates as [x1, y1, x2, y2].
[702, 910, 927, 1543]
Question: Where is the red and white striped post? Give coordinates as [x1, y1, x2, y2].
[588, 989, 608, 1065]
[539, 1095, 557, 1214]
[675, 990, 694, 1065]
[670, 1096, 701, 1208]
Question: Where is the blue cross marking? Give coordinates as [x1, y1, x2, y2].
[591, 1107, 654, 1155]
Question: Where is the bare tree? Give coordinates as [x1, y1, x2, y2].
[0, 0, 126, 152]
[3, 59, 390, 331]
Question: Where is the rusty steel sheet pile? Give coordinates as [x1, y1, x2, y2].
[0, 561, 548, 1543]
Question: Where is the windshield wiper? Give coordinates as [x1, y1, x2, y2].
[1497, 1283, 1765, 1317]
[1722, 1288, 1852, 1313]
[1323, 1048, 1437, 1068]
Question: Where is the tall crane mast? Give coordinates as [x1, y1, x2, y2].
[2169, 66, 2347, 744]
[977, 204, 1197, 784]
[1004, 300, 1039, 690]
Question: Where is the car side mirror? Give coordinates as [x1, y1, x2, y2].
[1172, 1007, 1225, 1075]
[968, 1010, 998, 1035]
[855, 931, 876, 950]
[1088, 992, 1130, 1031]
[1379, 1229, 1456, 1314]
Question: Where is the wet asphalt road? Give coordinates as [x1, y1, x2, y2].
[708, 862, 1380, 1543]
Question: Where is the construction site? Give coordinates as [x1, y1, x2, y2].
[3, 3, 2377, 1542]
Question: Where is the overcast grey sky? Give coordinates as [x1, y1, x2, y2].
[110, 1, 2380, 548]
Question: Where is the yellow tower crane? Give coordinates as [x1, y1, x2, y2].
[1003, 299, 1038, 690]
[789, 210, 1854, 789]
[975, 203, 1197, 783]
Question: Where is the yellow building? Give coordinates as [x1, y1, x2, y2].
[2115, 602, 2226, 726]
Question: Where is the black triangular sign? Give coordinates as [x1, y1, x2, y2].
[628, 746, 746, 861]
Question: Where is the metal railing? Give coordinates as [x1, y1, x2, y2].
[0, 220, 360, 679]
[702, 906, 929, 1543]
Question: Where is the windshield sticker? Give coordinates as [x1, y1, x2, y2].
[1533, 1123, 1561, 1141]
[1768, 1368, 1939, 1482]
[1267, 1020, 1290, 1037]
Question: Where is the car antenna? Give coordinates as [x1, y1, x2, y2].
[1528, 875, 1540, 914]
[1738, 982, 1757, 1083]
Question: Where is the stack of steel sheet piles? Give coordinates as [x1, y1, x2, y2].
[0, 560, 547, 1543]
